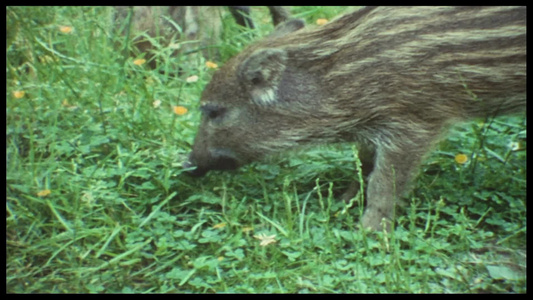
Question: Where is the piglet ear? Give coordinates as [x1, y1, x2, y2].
[238, 48, 287, 105]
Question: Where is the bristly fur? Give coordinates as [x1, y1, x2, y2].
[187, 6, 526, 230]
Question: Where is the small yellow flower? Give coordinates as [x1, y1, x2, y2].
[455, 153, 468, 164]
[212, 222, 227, 229]
[205, 61, 218, 69]
[217, 256, 224, 261]
[13, 90, 25, 99]
[254, 233, 277, 247]
[186, 75, 199, 83]
[173, 106, 188, 115]
[152, 100, 162, 108]
[316, 18, 328, 25]
[59, 25, 73, 34]
[133, 58, 146, 66]
[37, 189, 51, 197]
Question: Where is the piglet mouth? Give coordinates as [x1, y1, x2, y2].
[182, 159, 207, 177]
[183, 149, 240, 177]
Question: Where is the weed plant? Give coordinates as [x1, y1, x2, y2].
[6, 6, 526, 293]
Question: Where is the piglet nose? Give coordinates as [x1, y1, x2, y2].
[182, 157, 206, 177]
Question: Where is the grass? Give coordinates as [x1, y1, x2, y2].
[6, 6, 526, 293]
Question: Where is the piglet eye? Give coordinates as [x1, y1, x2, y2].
[201, 104, 227, 121]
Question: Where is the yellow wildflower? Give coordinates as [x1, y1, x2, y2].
[133, 58, 146, 66]
[205, 61, 218, 69]
[455, 153, 468, 164]
[37, 189, 51, 197]
[59, 26, 73, 34]
[13, 90, 25, 99]
[316, 18, 328, 25]
[173, 106, 188, 115]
